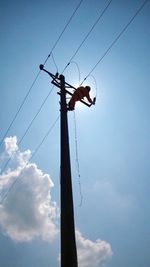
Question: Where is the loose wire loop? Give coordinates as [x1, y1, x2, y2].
[73, 111, 83, 207]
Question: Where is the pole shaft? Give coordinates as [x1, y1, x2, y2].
[60, 74, 78, 267]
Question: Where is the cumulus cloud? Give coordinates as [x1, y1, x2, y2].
[4, 136, 18, 156]
[76, 230, 112, 267]
[0, 136, 58, 242]
[0, 136, 112, 267]
[58, 230, 112, 267]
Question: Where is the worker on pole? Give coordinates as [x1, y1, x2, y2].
[68, 86, 95, 110]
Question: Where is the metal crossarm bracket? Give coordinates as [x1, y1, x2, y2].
[39, 65, 92, 107]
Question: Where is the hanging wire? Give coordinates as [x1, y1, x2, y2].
[0, 115, 60, 204]
[62, 0, 113, 74]
[69, 61, 81, 86]
[73, 111, 83, 207]
[82, 0, 149, 82]
[80, 73, 98, 98]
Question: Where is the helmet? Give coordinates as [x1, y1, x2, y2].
[85, 86, 91, 92]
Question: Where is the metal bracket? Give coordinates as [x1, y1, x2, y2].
[39, 65, 93, 107]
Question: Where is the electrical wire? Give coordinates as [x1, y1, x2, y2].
[62, 0, 113, 73]
[51, 52, 59, 72]
[43, 0, 84, 66]
[0, 71, 40, 149]
[0, 86, 54, 174]
[3, 0, 146, 201]
[88, 74, 98, 97]
[0, 0, 84, 150]
[82, 0, 149, 82]
[70, 61, 81, 85]
[73, 111, 83, 207]
[30, 115, 60, 162]
[0, 115, 60, 204]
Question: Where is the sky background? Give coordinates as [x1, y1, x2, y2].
[0, 0, 150, 267]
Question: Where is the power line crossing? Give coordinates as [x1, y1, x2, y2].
[0, 0, 148, 176]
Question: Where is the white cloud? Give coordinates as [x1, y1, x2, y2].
[76, 231, 112, 267]
[4, 136, 18, 156]
[58, 231, 112, 267]
[0, 136, 113, 267]
[0, 136, 58, 242]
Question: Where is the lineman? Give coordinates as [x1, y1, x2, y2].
[68, 86, 94, 110]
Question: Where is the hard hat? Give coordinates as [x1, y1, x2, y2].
[85, 86, 91, 92]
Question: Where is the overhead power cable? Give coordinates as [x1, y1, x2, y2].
[0, 115, 60, 204]
[0, 86, 54, 174]
[0, 0, 84, 150]
[82, 0, 149, 82]
[0, 71, 40, 149]
[62, 0, 113, 73]
[44, 0, 84, 66]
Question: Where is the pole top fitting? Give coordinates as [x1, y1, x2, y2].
[39, 64, 44, 70]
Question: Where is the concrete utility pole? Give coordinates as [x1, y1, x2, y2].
[59, 74, 78, 267]
[39, 64, 93, 267]
[39, 65, 79, 267]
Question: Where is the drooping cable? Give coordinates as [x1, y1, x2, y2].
[88, 74, 98, 97]
[62, 0, 113, 73]
[73, 110, 83, 207]
[82, 0, 149, 82]
[0, 115, 60, 204]
[70, 61, 81, 85]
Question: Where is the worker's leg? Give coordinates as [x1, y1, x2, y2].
[68, 91, 79, 110]
[68, 95, 76, 110]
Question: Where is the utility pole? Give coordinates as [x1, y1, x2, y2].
[59, 74, 78, 267]
[39, 64, 94, 267]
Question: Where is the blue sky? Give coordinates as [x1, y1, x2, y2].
[0, 0, 150, 267]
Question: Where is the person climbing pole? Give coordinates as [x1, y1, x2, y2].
[68, 86, 95, 110]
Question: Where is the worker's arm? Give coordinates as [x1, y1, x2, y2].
[85, 92, 93, 104]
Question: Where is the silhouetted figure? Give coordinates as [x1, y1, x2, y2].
[68, 86, 94, 110]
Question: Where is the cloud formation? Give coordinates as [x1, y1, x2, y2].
[4, 136, 18, 156]
[0, 136, 112, 267]
[0, 136, 58, 242]
[76, 231, 112, 267]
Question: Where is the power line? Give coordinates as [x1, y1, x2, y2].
[0, 115, 60, 204]
[0, 87, 54, 174]
[0, 0, 84, 150]
[30, 115, 60, 162]
[44, 0, 84, 66]
[62, 0, 113, 73]
[0, 71, 40, 149]
[82, 0, 149, 82]
[51, 52, 59, 72]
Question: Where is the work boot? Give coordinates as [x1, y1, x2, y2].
[67, 106, 74, 111]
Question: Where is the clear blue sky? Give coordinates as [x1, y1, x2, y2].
[0, 0, 150, 267]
